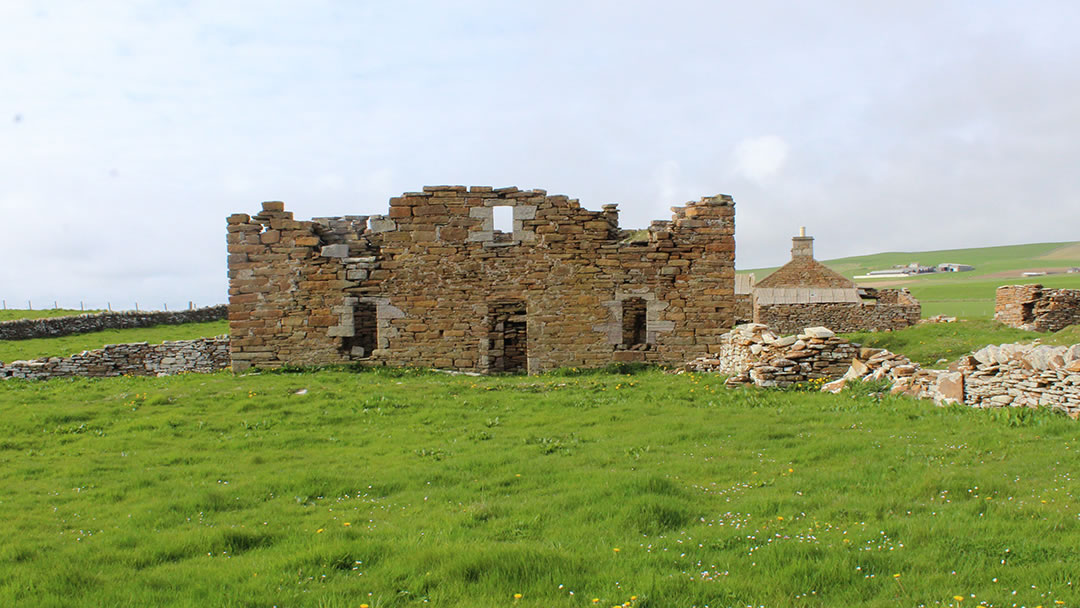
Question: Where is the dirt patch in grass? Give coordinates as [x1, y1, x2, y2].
[1039, 242, 1080, 260]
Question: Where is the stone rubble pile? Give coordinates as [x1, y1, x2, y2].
[0, 337, 230, 380]
[684, 324, 1080, 418]
[683, 323, 858, 388]
[953, 343, 1080, 414]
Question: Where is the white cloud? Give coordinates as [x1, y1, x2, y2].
[732, 135, 790, 183]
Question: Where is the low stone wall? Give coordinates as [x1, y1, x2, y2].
[755, 290, 920, 334]
[0, 337, 230, 380]
[0, 305, 228, 341]
[995, 284, 1080, 332]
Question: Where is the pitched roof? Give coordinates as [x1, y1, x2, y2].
[754, 256, 855, 289]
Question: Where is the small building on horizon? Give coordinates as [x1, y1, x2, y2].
[746, 228, 921, 333]
[938, 263, 975, 272]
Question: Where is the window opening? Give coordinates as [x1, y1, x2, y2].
[342, 302, 377, 358]
[488, 301, 527, 372]
[492, 206, 514, 239]
[622, 298, 648, 346]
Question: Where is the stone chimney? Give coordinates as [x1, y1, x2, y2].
[791, 226, 814, 259]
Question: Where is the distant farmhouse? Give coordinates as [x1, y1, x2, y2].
[855, 261, 974, 279]
[738, 229, 920, 333]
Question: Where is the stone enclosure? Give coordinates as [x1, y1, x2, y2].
[227, 186, 736, 373]
[995, 284, 1080, 332]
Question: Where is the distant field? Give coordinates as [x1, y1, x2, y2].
[0, 320, 228, 363]
[0, 308, 102, 322]
[740, 241, 1080, 320]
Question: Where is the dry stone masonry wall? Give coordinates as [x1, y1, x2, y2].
[754, 290, 920, 334]
[0, 338, 229, 380]
[228, 186, 736, 374]
[0, 305, 227, 341]
[995, 284, 1080, 332]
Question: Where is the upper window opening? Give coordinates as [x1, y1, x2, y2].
[492, 206, 514, 235]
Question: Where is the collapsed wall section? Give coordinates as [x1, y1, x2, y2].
[227, 186, 736, 373]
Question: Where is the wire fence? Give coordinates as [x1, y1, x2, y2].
[1, 300, 213, 313]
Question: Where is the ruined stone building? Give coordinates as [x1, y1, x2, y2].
[226, 186, 735, 373]
[747, 230, 921, 333]
[995, 284, 1080, 332]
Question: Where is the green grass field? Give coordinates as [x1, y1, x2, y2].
[740, 241, 1080, 320]
[840, 320, 1080, 367]
[0, 320, 229, 363]
[1, 367, 1077, 608]
[0, 309, 102, 322]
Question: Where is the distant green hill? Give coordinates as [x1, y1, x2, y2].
[740, 241, 1080, 319]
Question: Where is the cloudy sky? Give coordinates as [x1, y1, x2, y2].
[3, 1, 1079, 310]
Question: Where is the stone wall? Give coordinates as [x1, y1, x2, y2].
[995, 284, 1080, 332]
[0, 305, 227, 341]
[228, 186, 736, 374]
[0, 337, 229, 380]
[754, 289, 920, 334]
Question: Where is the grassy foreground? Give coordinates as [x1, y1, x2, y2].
[0, 320, 229, 363]
[1, 368, 1077, 608]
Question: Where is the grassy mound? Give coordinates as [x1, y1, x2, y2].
[0, 368, 1076, 607]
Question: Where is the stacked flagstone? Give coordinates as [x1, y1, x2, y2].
[0, 337, 229, 380]
[683, 324, 858, 388]
[824, 342, 1080, 418]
